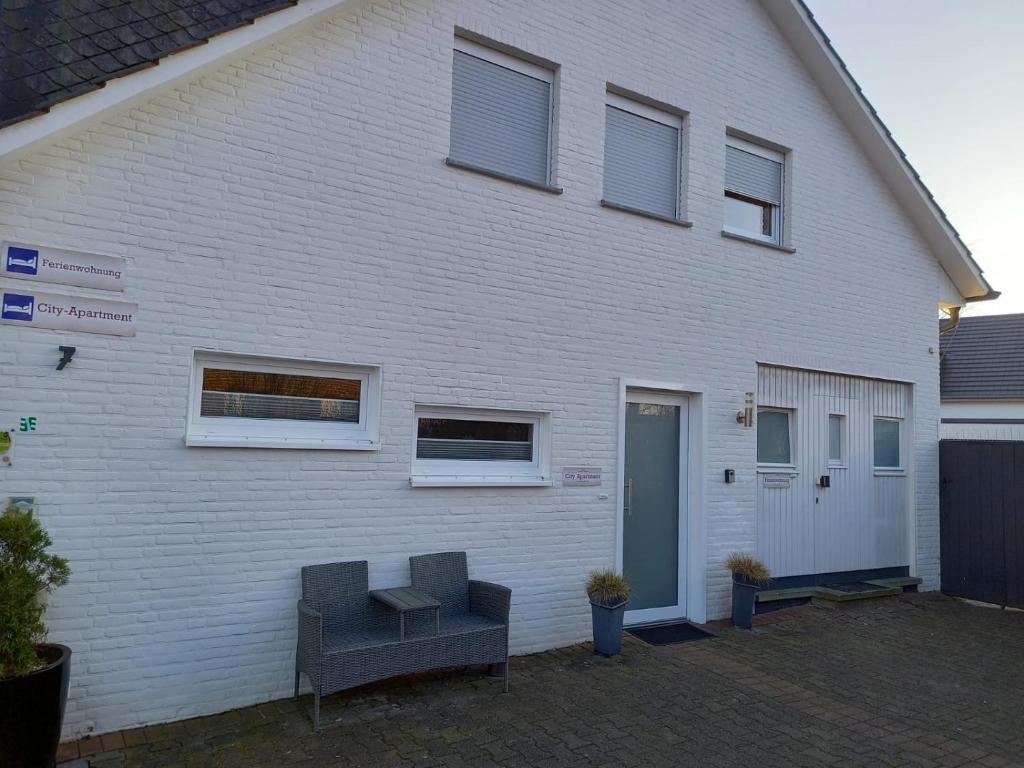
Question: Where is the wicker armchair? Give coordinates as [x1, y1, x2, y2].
[295, 554, 510, 730]
[409, 551, 511, 690]
[294, 561, 396, 729]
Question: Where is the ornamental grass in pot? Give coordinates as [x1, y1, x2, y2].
[726, 553, 771, 630]
[1, 503, 71, 768]
[586, 570, 630, 656]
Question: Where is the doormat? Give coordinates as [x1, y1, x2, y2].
[626, 621, 716, 646]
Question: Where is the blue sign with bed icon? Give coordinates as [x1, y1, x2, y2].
[2, 292, 34, 321]
[5, 246, 39, 275]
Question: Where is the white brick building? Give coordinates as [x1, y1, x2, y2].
[0, 0, 995, 739]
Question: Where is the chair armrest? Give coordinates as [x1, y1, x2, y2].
[296, 600, 322, 671]
[469, 580, 511, 623]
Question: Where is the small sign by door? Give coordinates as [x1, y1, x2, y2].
[562, 467, 602, 486]
[762, 474, 792, 489]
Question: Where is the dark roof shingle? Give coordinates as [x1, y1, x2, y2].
[940, 313, 1024, 401]
[0, 0, 298, 129]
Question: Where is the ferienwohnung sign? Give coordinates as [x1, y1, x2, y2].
[2, 242, 126, 292]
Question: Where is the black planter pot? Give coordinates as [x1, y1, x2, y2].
[731, 577, 758, 629]
[590, 599, 627, 656]
[0, 644, 71, 768]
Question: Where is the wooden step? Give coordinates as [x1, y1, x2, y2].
[755, 586, 819, 603]
[864, 576, 922, 591]
[813, 585, 902, 603]
[756, 579, 917, 606]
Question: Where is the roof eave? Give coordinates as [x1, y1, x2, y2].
[964, 290, 1001, 303]
[760, 0, 995, 302]
[0, 0, 351, 165]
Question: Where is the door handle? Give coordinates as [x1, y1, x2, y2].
[624, 478, 633, 516]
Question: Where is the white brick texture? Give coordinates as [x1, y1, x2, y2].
[0, 0, 953, 738]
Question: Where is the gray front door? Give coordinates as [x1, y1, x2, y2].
[623, 392, 687, 623]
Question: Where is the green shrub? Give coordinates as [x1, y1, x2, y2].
[0, 504, 70, 678]
[725, 552, 771, 586]
[586, 569, 630, 607]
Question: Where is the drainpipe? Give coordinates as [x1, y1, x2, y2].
[939, 305, 961, 336]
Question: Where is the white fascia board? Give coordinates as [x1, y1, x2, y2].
[0, 0, 352, 163]
[759, 0, 995, 301]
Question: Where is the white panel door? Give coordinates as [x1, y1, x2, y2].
[756, 366, 910, 577]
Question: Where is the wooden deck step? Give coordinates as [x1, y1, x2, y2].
[755, 586, 819, 603]
[864, 576, 922, 591]
[813, 585, 901, 603]
[756, 578, 919, 606]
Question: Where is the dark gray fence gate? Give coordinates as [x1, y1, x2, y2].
[939, 440, 1024, 609]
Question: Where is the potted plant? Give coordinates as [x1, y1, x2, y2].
[726, 553, 770, 630]
[586, 569, 630, 656]
[1, 503, 71, 768]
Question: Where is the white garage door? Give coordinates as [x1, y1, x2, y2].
[756, 365, 910, 577]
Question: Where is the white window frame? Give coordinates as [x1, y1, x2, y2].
[411, 405, 551, 487]
[452, 36, 556, 186]
[873, 416, 904, 474]
[185, 351, 381, 450]
[454, 37, 554, 83]
[606, 92, 680, 128]
[604, 92, 683, 219]
[724, 135, 785, 246]
[756, 406, 796, 471]
[827, 413, 846, 468]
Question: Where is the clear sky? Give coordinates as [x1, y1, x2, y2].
[805, 0, 1023, 316]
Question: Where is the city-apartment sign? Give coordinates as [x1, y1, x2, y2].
[1, 289, 136, 336]
[2, 242, 126, 292]
[562, 467, 602, 486]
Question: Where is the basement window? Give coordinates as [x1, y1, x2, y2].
[411, 405, 551, 487]
[186, 352, 380, 449]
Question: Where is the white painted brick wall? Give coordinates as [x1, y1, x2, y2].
[0, 0, 952, 738]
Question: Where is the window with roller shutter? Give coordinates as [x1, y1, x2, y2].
[724, 135, 786, 245]
[448, 37, 554, 188]
[602, 93, 683, 222]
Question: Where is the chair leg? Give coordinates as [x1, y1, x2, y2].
[503, 660, 509, 693]
[313, 691, 321, 732]
[293, 671, 300, 699]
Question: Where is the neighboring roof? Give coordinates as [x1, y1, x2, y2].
[759, 0, 996, 303]
[0, 0, 299, 130]
[941, 314, 1024, 401]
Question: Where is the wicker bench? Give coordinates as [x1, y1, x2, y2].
[294, 551, 511, 730]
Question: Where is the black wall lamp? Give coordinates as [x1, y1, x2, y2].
[57, 346, 76, 370]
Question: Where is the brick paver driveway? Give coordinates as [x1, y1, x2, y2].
[64, 594, 1024, 767]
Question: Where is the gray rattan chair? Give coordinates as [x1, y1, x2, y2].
[294, 560, 395, 729]
[409, 551, 511, 690]
[294, 554, 510, 730]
